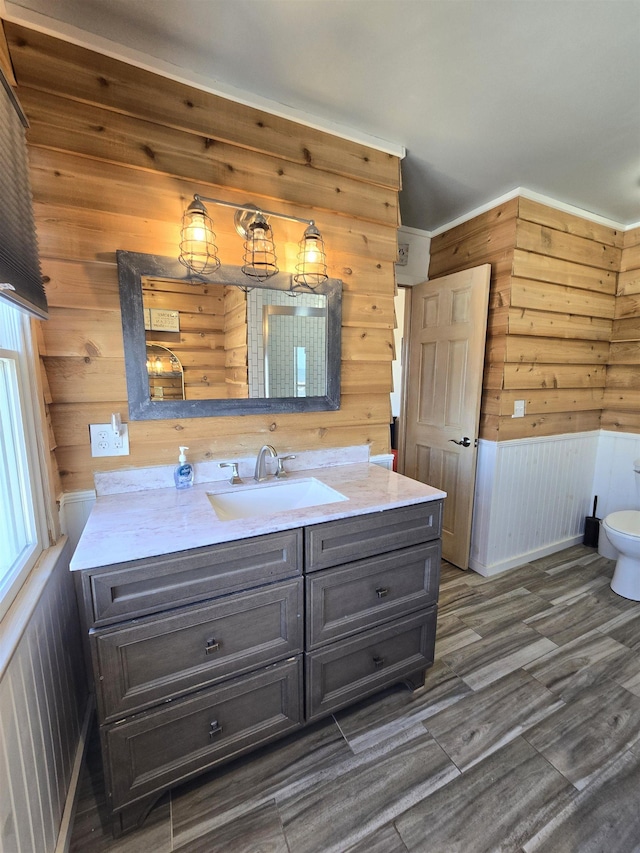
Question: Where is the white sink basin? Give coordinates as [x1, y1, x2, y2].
[207, 478, 348, 521]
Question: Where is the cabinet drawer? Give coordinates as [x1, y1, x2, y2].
[81, 529, 302, 627]
[306, 608, 436, 721]
[92, 578, 303, 722]
[104, 656, 302, 810]
[305, 502, 442, 572]
[306, 542, 440, 648]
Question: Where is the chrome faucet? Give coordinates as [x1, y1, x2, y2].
[254, 444, 277, 482]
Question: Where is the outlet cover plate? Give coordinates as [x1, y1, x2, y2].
[89, 423, 130, 457]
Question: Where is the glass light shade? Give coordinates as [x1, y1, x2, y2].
[242, 213, 278, 281]
[179, 199, 220, 275]
[294, 222, 327, 289]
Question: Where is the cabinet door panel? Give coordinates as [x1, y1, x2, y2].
[306, 609, 436, 721]
[83, 529, 302, 626]
[105, 657, 302, 810]
[305, 502, 442, 572]
[93, 578, 303, 722]
[306, 542, 440, 648]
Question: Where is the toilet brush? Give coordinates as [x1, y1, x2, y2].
[584, 496, 600, 547]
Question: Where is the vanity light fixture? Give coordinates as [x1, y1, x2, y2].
[241, 210, 277, 281]
[293, 222, 328, 290]
[178, 194, 328, 288]
[179, 197, 220, 276]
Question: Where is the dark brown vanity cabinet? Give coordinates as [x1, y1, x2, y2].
[77, 529, 304, 836]
[76, 501, 442, 836]
[303, 502, 442, 720]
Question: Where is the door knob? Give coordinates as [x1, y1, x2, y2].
[449, 437, 471, 447]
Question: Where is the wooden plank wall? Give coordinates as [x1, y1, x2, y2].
[5, 23, 400, 493]
[429, 197, 622, 441]
[0, 18, 16, 84]
[604, 226, 640, 431]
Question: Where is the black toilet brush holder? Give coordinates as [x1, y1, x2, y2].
[584, 496, 600, 548]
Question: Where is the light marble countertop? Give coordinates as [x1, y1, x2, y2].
[70, 463, 446, 572]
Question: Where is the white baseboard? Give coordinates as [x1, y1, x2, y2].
[469, 535, 585, 577]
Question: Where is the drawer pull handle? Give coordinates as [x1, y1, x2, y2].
[375, 587, 389, 599]
[209, 720, 223, 738]
[205, 638, 220, 655]
[373, 655, 385, 670]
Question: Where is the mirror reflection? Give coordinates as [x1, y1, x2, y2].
[116, 251, 342, 420]
[145, 343, 185, 401]
[141, 277, 328, 401]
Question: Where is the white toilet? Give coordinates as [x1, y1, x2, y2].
[602, 459, 640, 601]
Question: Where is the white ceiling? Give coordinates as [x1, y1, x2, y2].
[4, 0, 640, 231]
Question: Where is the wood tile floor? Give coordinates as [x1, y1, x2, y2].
[69, 545, 640, 852]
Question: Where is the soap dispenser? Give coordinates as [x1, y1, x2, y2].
[174, 446, 194, 490]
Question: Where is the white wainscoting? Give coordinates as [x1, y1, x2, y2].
[470, 431, 600, 576]
[592, 431, 640, 518]
[0, 539, 87, 853]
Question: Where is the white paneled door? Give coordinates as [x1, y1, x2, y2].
[402, 265, 491, 569]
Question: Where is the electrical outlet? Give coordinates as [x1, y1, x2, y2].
[512, 400, 526, 418]
[89, 423, 130, 457]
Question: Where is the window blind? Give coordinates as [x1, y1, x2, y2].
[0, 66, 47, 320]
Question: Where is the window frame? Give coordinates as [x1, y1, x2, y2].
[0, 302, 49, 622]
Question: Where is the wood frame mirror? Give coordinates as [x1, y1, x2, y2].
[117, 250, 342, 420]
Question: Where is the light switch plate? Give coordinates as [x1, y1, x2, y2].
[396, 243, 409, 266]
[89, 423, 130, 456]
[512, 400, 526, 418]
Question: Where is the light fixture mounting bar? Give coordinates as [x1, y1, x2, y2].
[193, 195, 314, 226]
